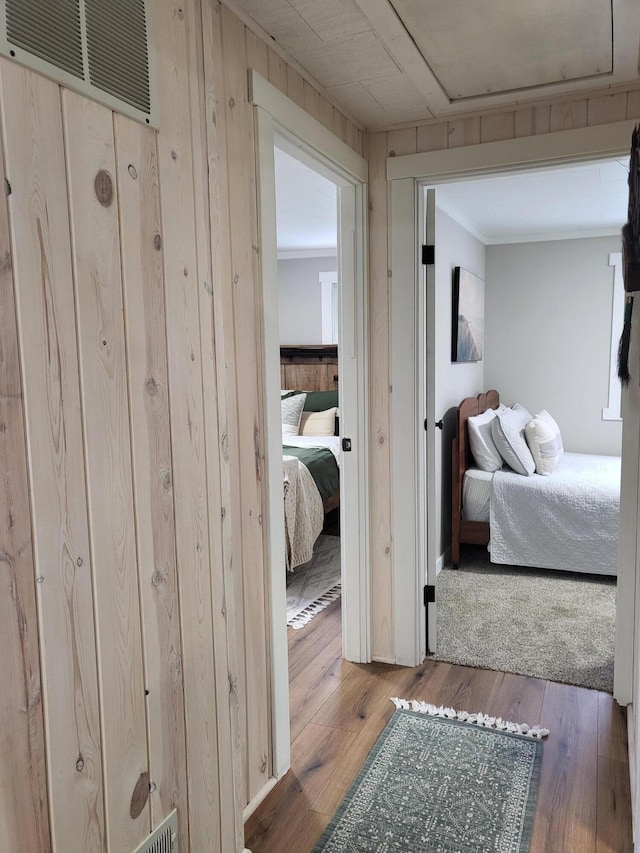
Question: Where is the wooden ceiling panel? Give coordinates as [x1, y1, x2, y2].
[390, 0, 612, 98]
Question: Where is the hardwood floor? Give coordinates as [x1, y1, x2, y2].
[245, 600, 633, 852]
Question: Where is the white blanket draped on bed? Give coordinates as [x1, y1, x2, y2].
[490, 452, 621, 575]
[283, 455, 324, 571]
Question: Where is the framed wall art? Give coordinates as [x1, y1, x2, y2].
[451, 266, 484, 363]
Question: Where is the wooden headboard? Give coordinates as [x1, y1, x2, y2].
[280, 344, 338, 391]
[451, 390, 500, 567]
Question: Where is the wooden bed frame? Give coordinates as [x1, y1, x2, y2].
[280, 344, 340, 514]
[451, 390, 500, 568]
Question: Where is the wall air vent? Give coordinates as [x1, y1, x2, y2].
[0, 0, 155, 126]
[132, 809, 178, 853]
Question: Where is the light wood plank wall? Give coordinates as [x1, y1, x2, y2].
[0, 1, 363, 850]
[367, 86, 640, 662]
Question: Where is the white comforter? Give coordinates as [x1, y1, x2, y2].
[283, 455, 324, 571]
[490, 452, 621, 575]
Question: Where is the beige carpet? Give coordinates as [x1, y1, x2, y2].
[436, 546, 616, 692]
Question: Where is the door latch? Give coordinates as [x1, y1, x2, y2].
[342, 437, 352, 452]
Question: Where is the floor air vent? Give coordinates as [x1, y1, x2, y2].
[132, 810, 178, 853]
[0, 0, 154, 126]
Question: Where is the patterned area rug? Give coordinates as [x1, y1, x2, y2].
[437, 546, 616, 692]
[313, 704, 543, 852]
[286, 534, 341, 629]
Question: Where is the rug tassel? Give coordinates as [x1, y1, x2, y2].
[390, 698, 550, 739]
[287, 583, 342, 630]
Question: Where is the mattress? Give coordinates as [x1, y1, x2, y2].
[462, 467, 493, 522]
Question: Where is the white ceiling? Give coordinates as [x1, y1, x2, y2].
[228, 0, 640, 129]
[275, 146, 337, 253]
[436, 158, 629, 244]
[275, 148, 628, 250]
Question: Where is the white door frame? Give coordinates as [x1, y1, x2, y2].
[388, 119, 637, 702]
[250, 72, 370, 779]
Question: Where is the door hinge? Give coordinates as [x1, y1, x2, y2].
[423, 584, 435, 605]
[422, 244, 434, 265]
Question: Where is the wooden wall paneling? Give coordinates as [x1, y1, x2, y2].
[267, 48, 288, 95]
[514, 106, 551, 138]
[220, 3, 271, 804]
[245, 27, 269, 78]
[207, 0, 249, 822]
[332, 108, 350, 147]
[416, 123, 448, 153]
[550, 99, 588, 132]
[588, 93, 629, 126]
[286, 66, 306, 110]
[628, 90, 640, 119]
[113, 113, 189, 848]
[0, 98, 51, 853]
[318, 94, 335, 135]
[447, 117, 481, 148]
[480, 112, 516, 143]
[366, 131, 394, 662]
[188, 1, 243, 848]
[154, 2, 223, 848]
[303, 80, 323, 125]
[0, 61, 104, 852]
[61, 90, 149, 852]
[387, 127, 417, 157]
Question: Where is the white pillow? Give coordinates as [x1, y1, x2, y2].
[282, 393, 306, 436]
[467, 405, 506, 472]
[525, 410, 564, 476]
[491, 403, 536, 476]
[299, 407, 338, 436]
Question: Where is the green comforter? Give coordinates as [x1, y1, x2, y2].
[282, 445, 339, 502]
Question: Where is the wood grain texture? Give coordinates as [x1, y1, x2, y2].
[246, 602, 632, 853]
[187, 2, 242, 848]
[154, 2, 222, 848]
[267, 47, 288, 95]
[480, 112, 516, 143]
[203, 4, 247, 842]
[113, 113, 189, 848]
[588, 93, 629, 126]
[550, 99, 588, 132]
[0, 61, 104, 853]
[447, 116, 481, 148]
[62, 89, 149, 853]
[0, 106, 51, 853]
[367, 131, 394, 661]
[514, 105, 551, 137]
[286, 66, 305, 109]
[220, 2, 271, 803]
[387, 127, 417, 157]
[416, 122, 449, 153]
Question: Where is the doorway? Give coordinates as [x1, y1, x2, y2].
[387, 119, 637, 706]
[251, 71, 369, 780]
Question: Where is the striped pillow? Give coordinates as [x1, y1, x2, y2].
[525, 410, 563, 476]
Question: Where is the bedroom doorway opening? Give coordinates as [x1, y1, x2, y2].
[252, 71, 369, 783]
[387, 122, 634, 702]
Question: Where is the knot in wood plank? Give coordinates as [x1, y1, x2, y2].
[94, 170, 114, 208]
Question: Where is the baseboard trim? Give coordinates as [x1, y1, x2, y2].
[243, 775, 278, 823]
[436, 548, 449, 575]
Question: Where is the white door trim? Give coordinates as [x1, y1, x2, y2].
[388, 120, 635, 698]
[251, 73, 370, 782]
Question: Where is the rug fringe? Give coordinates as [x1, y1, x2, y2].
[390, 698, 550, 739]
[287, 583, 342, 630]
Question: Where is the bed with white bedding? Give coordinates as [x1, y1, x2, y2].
[452, 391, 621, 575]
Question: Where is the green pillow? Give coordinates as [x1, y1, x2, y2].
[302, 390, 339, 412]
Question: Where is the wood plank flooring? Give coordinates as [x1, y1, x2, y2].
[245, 600, 633, 853]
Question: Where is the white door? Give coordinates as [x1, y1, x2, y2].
[422, 188, 438, 655]
[338, 183, 370, 663]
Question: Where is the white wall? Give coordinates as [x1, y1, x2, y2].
[278, 256, 337, 343]
[435, 208, 486, 560]
[485, 237, 622, 456]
